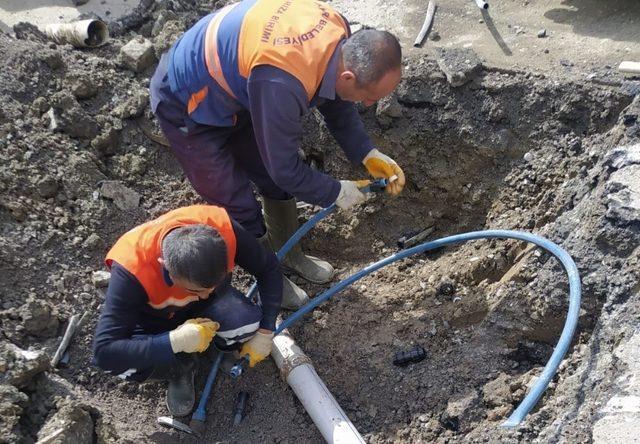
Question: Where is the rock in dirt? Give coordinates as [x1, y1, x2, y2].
[46, 92, 99, 139]
[0, 343, 49, 388]
[92, 270, 111, 288]
[436, 48, 483, 87]
[82, 233, 103, 250]
[151, 10, 179, 37]
[99, 180, 141, 211]
[604, 144, 640, 224]
[537, 29, 547, 38]
[19, 296, 59, 338]
[482, 372, 513, 407]
[37, 176, 59, 198]
[91, 125, 121, 156]
[0, 384, 29, 443]
[119, 36, 156, 73]
[153, 20, 185, 56]
[376, 94, 403, 128]
[440, 390, 480, 431]
[68, 75, 98, 100]
[37, 400, 94, 444]
[113, 87, 149, 119]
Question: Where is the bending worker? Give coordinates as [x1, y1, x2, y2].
[92, 205, 282, 417]
[150, 0, 406, 308]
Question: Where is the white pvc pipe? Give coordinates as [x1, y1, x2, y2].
[619, 61, 640, 75]
[474, 0, 489, 9]
[272, 330, 364, 444]
[42, 19, 109, 47]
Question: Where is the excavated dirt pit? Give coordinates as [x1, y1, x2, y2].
[1, 2, 640, 443]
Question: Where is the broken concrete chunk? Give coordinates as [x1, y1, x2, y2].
[605, 165, 640, 224]
[119, 37, 156, 73]
[605, 143, 640, 170]
[37, 400, 94, 444]
[92, 270, 111, 288]
[0, 343, 50, 388]
[436, 48, 483, 87]
[99, 180, 141, 211]
[19, 296, 59, 338]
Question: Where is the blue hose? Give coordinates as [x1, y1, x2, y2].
[273, 229, 580, 428]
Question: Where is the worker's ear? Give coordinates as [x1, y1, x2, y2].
[339, 70, 356, 83]
[158, 257, 165, 266]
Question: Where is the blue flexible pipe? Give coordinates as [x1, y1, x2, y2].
[274, 229, 581, 428]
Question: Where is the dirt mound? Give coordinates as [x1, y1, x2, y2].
[1, 1, 639, 442]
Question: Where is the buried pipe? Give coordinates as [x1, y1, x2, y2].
[275, 230, 581, 428]
[41, 19, 109, 48]
[271, 329, 365, 443]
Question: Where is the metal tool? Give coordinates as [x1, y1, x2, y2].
[229, 355, 250, 379]
[232, 391, 249, 426]
[157, 416, 196, 435]
[397, 226, 435, 249]
[187, 350, 225, 436]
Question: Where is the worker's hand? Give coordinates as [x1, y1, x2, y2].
[362, 149, 406, 195]
[240, 330, 275, 367]
[336, 180, 368, 210]
[169, 318, 219, 354]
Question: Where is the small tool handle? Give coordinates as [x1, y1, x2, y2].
[229, 355, 250, 379]
[361, 178, 389, 193]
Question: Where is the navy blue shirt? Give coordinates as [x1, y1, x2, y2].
[92, 219, 282, 374]
[150, 41, 374, 208]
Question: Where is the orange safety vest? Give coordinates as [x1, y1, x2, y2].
[169, 0, 350, 126]
[105, 205, 237, 309]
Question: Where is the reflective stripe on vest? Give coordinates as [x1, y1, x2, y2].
[204, 2, 241, 100]
[105, 205, 237, 310]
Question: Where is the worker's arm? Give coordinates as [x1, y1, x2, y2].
[231, 220, 283, 331]
[92, 263, 175, 374]
[317, 97, 374, 164]
[247, 66, 341, 208]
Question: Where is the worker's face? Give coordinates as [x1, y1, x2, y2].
[172, 275, 216, 299]
[158, 258, 215, 299]
[335, 67, 402, 107]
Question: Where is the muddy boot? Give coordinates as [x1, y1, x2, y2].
[262, 196, 335, 284]
[149, 354, 197, 417]
[258, 234, 309, 310]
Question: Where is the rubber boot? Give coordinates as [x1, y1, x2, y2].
[262, 196, 335, 284]
[258, 234, 309, 310]
[148, 354, 197, 417]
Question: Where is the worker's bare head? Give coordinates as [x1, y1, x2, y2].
[336, 29, 402, 107]
[160, 224, 228, 299]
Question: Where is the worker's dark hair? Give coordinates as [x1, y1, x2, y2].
[342, 29, 402, 87]
[161, 224, 228, 288]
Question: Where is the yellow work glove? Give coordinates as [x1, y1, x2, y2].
[336, 180, 370, 210]
[169, 318, 219, 354]
[240, 331, 275, 368]
[362, 148, 406, 195]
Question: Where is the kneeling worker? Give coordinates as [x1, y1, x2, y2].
[92, 205, 282, 417]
